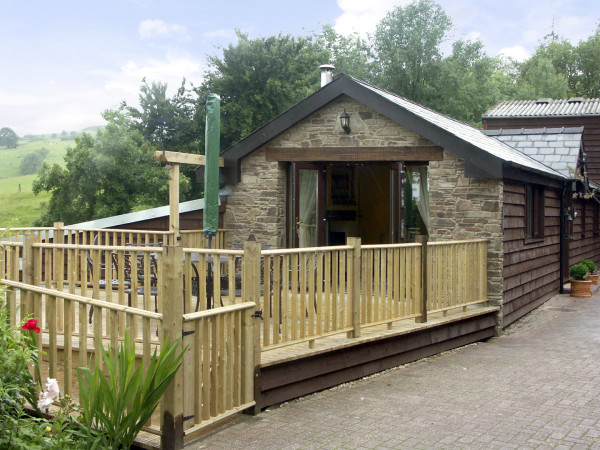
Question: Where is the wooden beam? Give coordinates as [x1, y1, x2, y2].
[265, 146, 443, 162]
[154, 150, 224, 167]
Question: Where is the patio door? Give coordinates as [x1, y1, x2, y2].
[293, 163, 324, 247]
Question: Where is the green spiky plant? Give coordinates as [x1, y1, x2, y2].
[77, 333, 185, 449]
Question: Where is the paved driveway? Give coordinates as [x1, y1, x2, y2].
[189, 292, 600, 449]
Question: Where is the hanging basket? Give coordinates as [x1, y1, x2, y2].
[571, 279, 593, 297]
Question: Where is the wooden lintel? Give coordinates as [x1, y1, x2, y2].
[265, 146, 443, 162]
[154, 150, 224, 167]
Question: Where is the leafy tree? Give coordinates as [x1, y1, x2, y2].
[573, 26, 600, 97]
[119, 78, 202, 154]
[435, 39, 504, 125]
[32, 113, 190, 226]
[199, 30, 328, 149]
[513, 57, 570, 99]
[20, 148, 49, 175]
[0, 127, 18, 148]
[315, 24, 374, 82]
[373, 0, 452, 104]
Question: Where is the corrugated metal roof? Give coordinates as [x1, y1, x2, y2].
[71, 198, 208, 229]
[484, 127, 583, 179]
[483, 98, 600, 118]
[353, 78, 566, 179]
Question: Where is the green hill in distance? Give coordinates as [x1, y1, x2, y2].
[0, 126, 104, 226]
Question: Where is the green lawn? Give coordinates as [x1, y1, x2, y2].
[0, 175, 50, 226]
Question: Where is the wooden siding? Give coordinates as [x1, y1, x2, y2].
[502, 182, 561, 327]
[110, 203, 226, 232]
[568, 196, 600, 268]
[484, 116, 600, 183]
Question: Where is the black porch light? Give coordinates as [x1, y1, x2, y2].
[340, 109, 351, 134]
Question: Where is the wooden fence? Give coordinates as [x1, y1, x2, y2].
[1, 233, 488, 448]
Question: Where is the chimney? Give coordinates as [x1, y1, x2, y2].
[319, 64, 335, 87]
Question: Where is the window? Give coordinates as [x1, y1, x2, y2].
[525, 184, 544, 240]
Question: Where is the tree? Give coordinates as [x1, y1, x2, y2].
[573, 26, 600, 97]
[435, 39, 504, 125]
[373, 0, 452, 104]
[32, 113, 190, 226]
[0, 127, 18, 148]
[315, 25, 374, 82]
[20, 148, 49, 175]
[199, 30, 328, 149]
[512, 57, 570, 99]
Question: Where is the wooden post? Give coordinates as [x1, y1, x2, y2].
[242, 241, 261, 414]
[415, 235, 428, 323]
[22, 234, 39, 317]
[161, 245, 184, 450]
[347, 237, 361, 338]
[54, 222, 65, 330]
[169, 164, 180, 240]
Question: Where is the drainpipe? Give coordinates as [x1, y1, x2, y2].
[559, 181, 565, 294]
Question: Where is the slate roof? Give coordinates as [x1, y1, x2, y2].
[482, 98, 600, 119]
[222, 74, 566, 182]
[484, 127, 583, 179]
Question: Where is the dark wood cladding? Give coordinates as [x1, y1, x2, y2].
[109, 203, 226, 231]
[265, 146, 443, 162]
[502, 182, 561, 327]
[257, 311, 497, 410]
[485, 116, 600, 183]
[568, 197, 600, 268]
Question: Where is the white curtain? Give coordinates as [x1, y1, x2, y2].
[407, 166, 430, 233]
[298, 170, 317, 247]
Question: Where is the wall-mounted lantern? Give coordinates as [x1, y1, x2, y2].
[340, 109, 351, 134]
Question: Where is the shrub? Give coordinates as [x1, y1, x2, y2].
[581, 259, 597, 273]
[570, 263, 589, 281]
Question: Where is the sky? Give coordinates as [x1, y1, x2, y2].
[1, 0, 598, 136]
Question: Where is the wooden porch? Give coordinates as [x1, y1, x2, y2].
[1, 226, 496, 448]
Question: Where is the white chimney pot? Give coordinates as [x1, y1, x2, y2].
[319, 64, 335, 87]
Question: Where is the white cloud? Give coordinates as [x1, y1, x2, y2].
[498, 45, 530, 62]
[138, 19, 190, 41]
[334, 0, 408, 36]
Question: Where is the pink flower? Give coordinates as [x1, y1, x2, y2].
[22, 319, 40, 333]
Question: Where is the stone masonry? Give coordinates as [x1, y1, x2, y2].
[429, 150, 504, 330]
[223, 96, 505, 329]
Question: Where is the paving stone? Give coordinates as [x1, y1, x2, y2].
[187, 292, 600, 449]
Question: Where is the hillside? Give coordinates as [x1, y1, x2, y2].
[0, 133, 86, 226]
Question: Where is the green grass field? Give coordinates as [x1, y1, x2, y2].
[0, 137, 74, 226]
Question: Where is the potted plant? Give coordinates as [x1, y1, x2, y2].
[570, 263, 593, 297]
[581, 259, 599, 285]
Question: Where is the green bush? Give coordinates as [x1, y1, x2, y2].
[581, 259, 597, 273]
[570, 263, 589, 281]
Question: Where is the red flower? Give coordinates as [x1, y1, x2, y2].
[22, 319, 40, 333]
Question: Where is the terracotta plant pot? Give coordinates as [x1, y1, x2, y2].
[571, 279, 593, 297]
[587, 273, 599, 285]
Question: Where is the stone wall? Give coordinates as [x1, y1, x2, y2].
[223, 97, 505, 331]
[429, 150, 504, 329]
[223, 148, 287, 248]
[223, 96, 433, 247]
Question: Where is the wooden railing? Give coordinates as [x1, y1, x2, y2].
[427, 240, 488, 314]
[1, 233, 488, 447]
[1, 224, 229, 250]
[0, 237, 256, 445]
[257, 238, 488, 349]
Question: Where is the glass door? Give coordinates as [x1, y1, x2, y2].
[293, 163, 323, 247]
